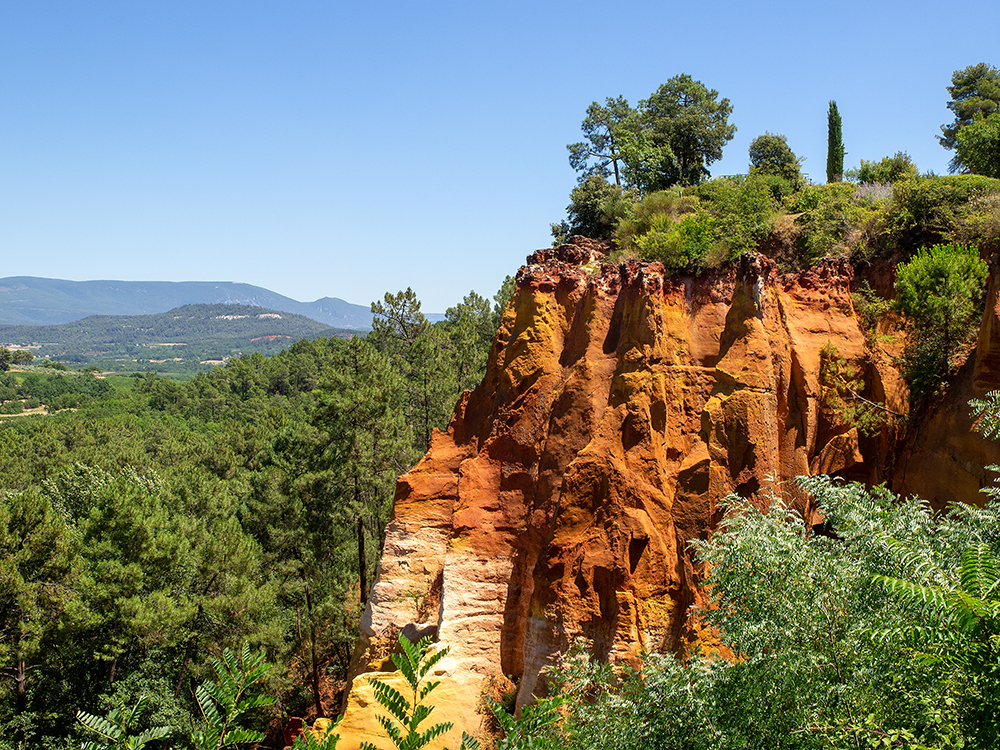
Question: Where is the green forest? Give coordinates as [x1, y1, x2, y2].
[3, 61, 1000, 750]
[0, 284, 508, 750]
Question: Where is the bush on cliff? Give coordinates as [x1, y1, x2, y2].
[894, 242, 989, 402]
[612, 176, 777, 270]
[499, 471, 1000, 749]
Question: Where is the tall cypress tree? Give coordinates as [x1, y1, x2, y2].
[827, 100, 845, 183]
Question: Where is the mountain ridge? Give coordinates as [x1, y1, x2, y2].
[0, 302, 352, 371]
[0, 276, 376, 329]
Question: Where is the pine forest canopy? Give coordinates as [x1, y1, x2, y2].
[0, 278, 511, 748]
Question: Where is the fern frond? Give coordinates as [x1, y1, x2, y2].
[417, 679, 441, 703]
[393, 637, 423, 691]
[76, 710, 125, 743]
[221, 726, 265, 745]
[196, 683, 224, 727]
[120, 696, 150, 728]
[369, 678, 411, 725]
[130, 726, 173, 748]
[959, 542, 1000, 600]
[457, 731, 481, 750]
[416, 647, 448, 681]
[872, 574, 949, 617]
[410, 702, 434, 730]
[969, 391, 1000, 440]
[377, 715, 404, 745]
[415, 721, 452, 748]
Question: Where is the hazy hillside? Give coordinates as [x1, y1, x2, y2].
[0, 303, 354, 372]
[0, 276, 375, 329]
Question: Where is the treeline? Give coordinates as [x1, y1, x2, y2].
[0, 282, 511, 749]
[555, 63, 1000, 275]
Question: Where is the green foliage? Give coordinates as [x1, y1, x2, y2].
[940, 62, 1000, 173]
[291, 725, 341, 750]
[884, 174, 1000, 251]
[827, 100, 845, 183]
[786, 182, 881, 265]
[969, 389, 1000, 442]
[361, 633, 478, 750]
[0, 349, 11, 372]
[550, 175, 633, 243]
[77, 696, 172, 750]
[190, 645, 276, 750]
[573, 75, 735, 195]
[873, 541, 1000, 746]
[819, 342, 889, 436]
[443, 291, 494, 392]
[502, 473, 1000, 750]
[567, 96, 637, 187]
[955, 111, 1000, 178]
[696, 175, 776, 261]
[748, 132, 803, 186]
[894, 242, 988, 400]
[850, 280, 894, 345]
[489, 695, 563, 750]
[615, 176, 776, 270]
[492, 275, 515, 332]
[632, 211, 715, 272]
[637, 74, 737, 189]
[847, 151, 919, 184]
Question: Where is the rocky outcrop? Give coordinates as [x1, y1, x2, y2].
[335, 239, 997, 748]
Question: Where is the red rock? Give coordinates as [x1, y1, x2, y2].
[336, 248, 998, 747]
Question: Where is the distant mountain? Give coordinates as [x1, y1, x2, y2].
[0, 277, 375, 329]
[0, 303, 353, 372]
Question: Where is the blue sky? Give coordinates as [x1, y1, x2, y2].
[1, 1, 997, 313]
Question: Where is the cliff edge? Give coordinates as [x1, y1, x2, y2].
[335, 239, 1000, 748]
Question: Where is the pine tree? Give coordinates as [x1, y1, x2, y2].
[826, 100, 845, 183]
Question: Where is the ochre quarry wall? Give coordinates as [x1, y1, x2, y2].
[335, 239, 999, 749]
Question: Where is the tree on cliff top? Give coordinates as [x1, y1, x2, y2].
[827, 100, 845, 183]
[637, 75, 736, 189]
[568, 75, 735, 193]
[955, 111, 1000, 178]
[748, 132, 803, 186]
[940, 63, 1000, 173]
[567, 96, 637, 188]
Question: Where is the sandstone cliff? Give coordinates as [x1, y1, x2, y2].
[335, 239, 1000, 749]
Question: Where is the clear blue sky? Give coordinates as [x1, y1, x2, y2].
[1, 1, 997, 313]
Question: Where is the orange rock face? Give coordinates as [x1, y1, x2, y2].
[336, 240, 999, 748]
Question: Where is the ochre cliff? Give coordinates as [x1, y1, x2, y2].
[335, 239, 1000, 749]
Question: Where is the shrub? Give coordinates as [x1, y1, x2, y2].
[947, 186, 1000, 254]
[785, 182, 880, 265]
[850, 280, 894, 345]
[632, 211, 715, 272]
[884, 174, 1000, 251]
[894, 242, 989, 401]
[748, 132, 804, 187]
[551, 175, 635, 243]
[846, 151, 919, 183]
[618, 177, 777, 270]
[695, 175, 777, 261]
